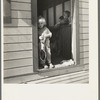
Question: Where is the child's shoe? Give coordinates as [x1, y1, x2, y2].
[44, 65, 49, 69]
[49, 63, 55, 69]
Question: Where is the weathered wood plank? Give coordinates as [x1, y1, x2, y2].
[79, 8, 89, 14]
[80, 52, 89, 58]
[4, 43, 32, 52]
[12, 11, 31, 19]
[4, 58, 33, 69]
[80, 21, 89, 27]
[80, 39, 89, 46]
[4, 50, 32, 60]
[80, 34, 89, 39]
[53, 75, 89, 84]
[11, 0, 31, 3]
[33, 45, 38, 59]
[69, 78, 89, 83]
[4, 67, 89, 83]
[80, 27, 89, 33]
[4, 27, 32, 35]
[79, 0, 89, 2]
[11, 2, 31, 10]
[4, 35, 32, 43]
[4, 66, 33, 78]
[28, 71, 88, 84]
[79, 15, 89, 21]
[80, 45, 89, 52]
[80, 58, 89, 64]
[79, 2, 89, 9]
[4, 19, 32, 27]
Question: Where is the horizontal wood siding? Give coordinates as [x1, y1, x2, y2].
[27, 71, 89, 84]
[79, 0, 89, 67]
[4, 0, 33, 78]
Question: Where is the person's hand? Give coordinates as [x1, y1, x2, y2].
[39, 36, 43, 40]
[42, 37, 46, 43]
[55, 22, 60, 26]
[39, 36, 46, 43]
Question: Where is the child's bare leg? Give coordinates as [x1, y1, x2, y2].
[46, 46, 55, 68]
[45, 46, 51, 63]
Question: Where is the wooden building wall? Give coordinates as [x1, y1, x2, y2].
[4, 0, 33, 77]
[79, 0, 89, 68]
[4, 0, 89, 78]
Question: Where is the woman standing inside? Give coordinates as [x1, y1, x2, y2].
[55, 11, 72, 60]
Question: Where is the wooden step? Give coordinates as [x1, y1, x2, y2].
[27, 71, 89, 84]
[4, 64, 89, 83]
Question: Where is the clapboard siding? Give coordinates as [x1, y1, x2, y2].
[4, 43, 32, 52]
[12, 11, 31, 19]
[27, 71, 89, 84]
[79, 8, 89, 14]
[80, 21, 88, 27]
[79, 0, 89, 2]
[4, 19, 32, 27]
[80, 34, 89, 40]
[4, 35, 32, 43]
[11, 2, 31, 10]
[4, 0, 33, 78]
[4, 58, 33, 69]
[79, 15, 89, 21]
[80, 28, 89, 33]
[4, 50, 32, 60]
[79, 0, 89, 65]
[4, 66, 33, 78]
[80, 51, 89, 58]
[79, 2, 89, 8]
[80, 58, 89, 64]
[80, 45, 89, 52]
[80, 39, 89, 46]
[11, 0, 31, 2]
[4, 27, 32, 35]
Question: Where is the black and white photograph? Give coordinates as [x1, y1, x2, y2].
[1, 0, 99, 99]
[3, 0, 90, 84]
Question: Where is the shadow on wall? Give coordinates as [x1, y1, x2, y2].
[4, 10, 32, 27]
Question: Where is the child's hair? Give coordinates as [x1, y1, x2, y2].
[64, 11, 70, 18]
[38, 16, 46, 26]
[59, 16, 64, 20]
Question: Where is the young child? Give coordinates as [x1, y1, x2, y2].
[63, 10, 70, 25]
[54, 16, 64, 28]
[38, 16, 54, 69]
[55, 10, 70, 27]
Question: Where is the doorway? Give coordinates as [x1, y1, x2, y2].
[37, 0, 75, 69]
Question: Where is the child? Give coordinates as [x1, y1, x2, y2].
[63, 10, 70, 25]
[38, 16, 54, 69]
[55, 10, 70, 27]
[54, 16, 64, 28]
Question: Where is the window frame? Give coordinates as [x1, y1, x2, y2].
[32, 0, 80, 72]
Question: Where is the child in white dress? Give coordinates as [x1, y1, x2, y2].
[38, 17, 54, 69]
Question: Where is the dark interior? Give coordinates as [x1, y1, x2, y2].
[37, 0, 72, 66]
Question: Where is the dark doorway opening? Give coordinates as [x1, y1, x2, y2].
[37, 0, 74, 69]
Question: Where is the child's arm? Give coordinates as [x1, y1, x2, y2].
[44, 29, 52, 38]
[54, 22, 60, 29]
